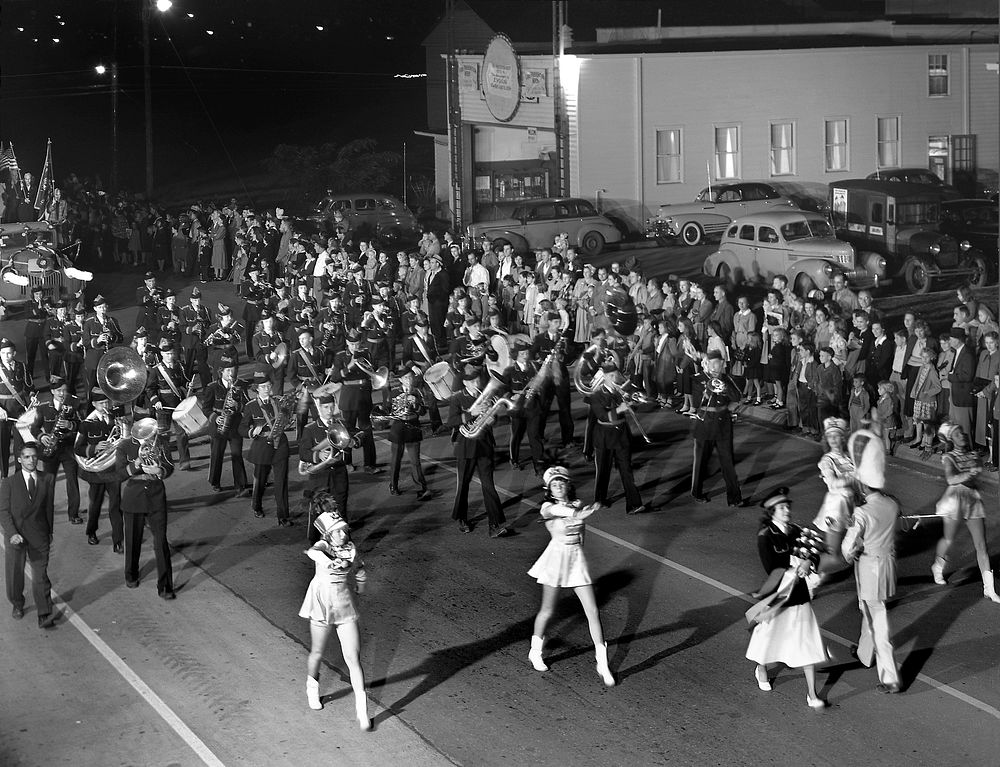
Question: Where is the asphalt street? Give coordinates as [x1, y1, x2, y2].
[1, 243, 998, 767]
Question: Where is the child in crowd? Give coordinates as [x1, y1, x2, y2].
[765, 326, 790, 410]
[848, 373, 870, 434]
[875, 380, 901, 455]
[742, 331, 765, 404]
[910, 346, 942, 456]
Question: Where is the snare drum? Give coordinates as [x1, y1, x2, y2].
[172, 395, 209, 436]
[423, 362, 455, 401]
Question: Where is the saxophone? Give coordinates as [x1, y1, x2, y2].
[41, 404, 76, 458]
[216, 380, 242, 435]
[265, 392, 298, 445]
[459, 371, 518, 439]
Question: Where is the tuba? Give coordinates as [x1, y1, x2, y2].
[459, 370, 518, 438]
[131, 417, 164, 474]
[97, 347, 149, 404]
[75, 416, 130, 475]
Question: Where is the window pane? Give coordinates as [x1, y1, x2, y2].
[825, 119, 848, 172]
[656, 129, 682, 183]
[770, 122, 794, 176]
[877, 117, 900, 168]
[715, 126, 739, 179]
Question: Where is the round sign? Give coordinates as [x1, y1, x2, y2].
[482, 35, 520, 122]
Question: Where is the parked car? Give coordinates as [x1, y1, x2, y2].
[0, 222, 89, 309]
[939, 199, 998, 278]
[865, 168, 963, 200]
[465, 197, 621, 257]
[309, 193, 420, 244]
[645, 181, 797, 246]
[829, 180, 991, 294]
[702, 210, 885, 295]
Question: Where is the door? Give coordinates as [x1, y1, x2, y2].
[885, 196, 897, 248]
[928, 135, 950, 183]
[754, 224, 783, 280]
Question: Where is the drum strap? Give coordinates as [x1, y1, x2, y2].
[413, 335, 434, 366]
[298, 348, 320, 380]
[0, 364, 27, 409]
[156, 362, 183, 399]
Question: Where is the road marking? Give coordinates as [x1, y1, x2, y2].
[409, 438, 1000, 722]
[0, 548, 227, 767]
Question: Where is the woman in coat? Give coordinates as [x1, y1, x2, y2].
[210, 210, 227, 280]
[973, 331, 1000, 449]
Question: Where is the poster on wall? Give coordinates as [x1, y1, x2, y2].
[522, 69, 547, 99]
[482, 35, 520, 122]
[458, 63, 479, 92]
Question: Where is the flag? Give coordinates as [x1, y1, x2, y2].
[34, 138, 54, 212]
[0, 145, 18, 172]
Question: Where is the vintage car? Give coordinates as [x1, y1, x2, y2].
[0, 222, 90, 310]
[645, 181, 797, 246]
[865, 168, 963, 200]
[830, 180, 991, 294]
[939, 198, 998, 279]
[702, 210, 884, 295]
[466, 197, 621, 257]
[309, 192, 420, 243]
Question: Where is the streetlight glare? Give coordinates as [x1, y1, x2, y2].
[155, 0, 173, 13]
[95, 64, 107, 75]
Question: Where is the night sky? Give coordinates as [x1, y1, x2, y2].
[1, 0, 883, 202]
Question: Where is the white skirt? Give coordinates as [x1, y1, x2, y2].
[527, 541, 592, 588]
[745, 603, 828, 668]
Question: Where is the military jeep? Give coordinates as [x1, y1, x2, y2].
[829, 180, 990, 294]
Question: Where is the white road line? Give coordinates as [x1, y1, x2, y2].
[411, 439, 1000, 722]
[0, 548, 227, 767]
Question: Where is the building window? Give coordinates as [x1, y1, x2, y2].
[824, 119, 849, 172]
[655, 128, 682, 183]
[714, 125, 740, 180]
[876, 116, 900, 168]
[928, 54, 949, 96]
[769, 121, 795, 176]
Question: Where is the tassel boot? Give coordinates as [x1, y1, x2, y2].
[595, 642, 615, 687]
[306, 676, 322, 710]
[528, 635, 548, 672]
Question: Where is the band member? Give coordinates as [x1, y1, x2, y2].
[532, 313, 574, 448]
[316, 295, 347, 364]
[63, 302, 87, 396]
[690, 350, 746, 507]
[329, 330, 381, 474]
[117, 419, 176, 598]
[146, 338, 193, 470]
[75, 389, 123, 551]
[24, 286, 50, 382]
[299, 394, 351, 542]
[449, 368, 509, 537]
[289, 327, 325, 438]
[44, 300, 69, 380]
[241, 265, 269, 358]
[386, 371, 430, 499]
[136, 272, 163, 332]
[31, 376, 82, 524]
[254, 310, 287, 394]
[343, 265, 370, 328]
[0, 338, 33, 478]
[205, 304, 243, 374]
[180, 287, 212, 389]
[291, 282, 318, 344]
[156, 288, 183, 348]
[580, 331, 610, 461]
[199, 354, 249, 495]
[841, 428, 902, 693]
[83, 295, 124, 392]
[589, 361, 646, 515]
[363, 300, 394, 372]
[508, 341, 545, 474]
[401, 318, 444, 433]
[242, 370, 292, 525]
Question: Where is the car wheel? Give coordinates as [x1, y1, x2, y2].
[716, 263, 735, 288]
[904, 259, 933, 295]
[680, 222, 703, 246]
[580, 231, 606, 257]
[794, 273, 817, 298]
[968, 255, 990, 288]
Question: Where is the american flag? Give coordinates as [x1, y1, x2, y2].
[34, 138, 54, 212]
[0, 144, 19, 172]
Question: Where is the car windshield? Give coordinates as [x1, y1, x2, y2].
[896, 202, 940, 225]
[0, 228, 53, 250]
[947, 205, 998, 230]
[903, 172, 944, 186]
[780, 218, 834, 241]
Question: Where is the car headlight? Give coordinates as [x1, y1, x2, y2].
[877, 257, 887, 271]
[823, 264, 834, 276]
[960, 240, 971, 251]
[928, 243, 941, 255]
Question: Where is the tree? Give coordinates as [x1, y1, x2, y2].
[264, 138, 400, 204]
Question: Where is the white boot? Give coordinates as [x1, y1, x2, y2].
[528, 635, 548, 672]
[982, 571, 1000, 604]
[931, 557, 946, 586]
[306, 676, 322, 710]
[356, 695, 371, 731]
[595, 642, 615, 687]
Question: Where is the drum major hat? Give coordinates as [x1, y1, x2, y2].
[823, 417, 848, 437]
[760, 486, 791, 510]
[313, 510, 348, 537]
[848, 428, 885, 490]
[542, 466, 570, 488]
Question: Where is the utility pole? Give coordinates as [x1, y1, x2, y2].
[111, 62, 120, 193]
[142, 0, 154, 197]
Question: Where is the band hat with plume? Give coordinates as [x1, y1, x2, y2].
[848, 428, 885, 490]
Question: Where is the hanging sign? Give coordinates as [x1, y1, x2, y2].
[458, 63, 479, 92]
[482, 35, 520, 122]
[523, 69, 547, 99]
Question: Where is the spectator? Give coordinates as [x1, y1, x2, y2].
[947, 327, 977, 438]
[710, 285, 735, 341]
[973, 331, 1000, 451]
[829, 273, 859, 314]
[816, 346, 843, 422]
[909, 346, 942, 453]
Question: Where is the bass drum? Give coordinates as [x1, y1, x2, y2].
[423, 362, 455, 401]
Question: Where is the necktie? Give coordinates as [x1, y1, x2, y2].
[27, 474, 35, 500]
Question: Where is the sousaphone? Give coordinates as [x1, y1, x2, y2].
[97, 346, 149, 404]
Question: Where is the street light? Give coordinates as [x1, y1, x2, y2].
[142, 0, 171, 197]
[95, 63, 120, 193]
[155, 0, 172, 12]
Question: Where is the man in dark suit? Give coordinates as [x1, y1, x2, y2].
[865, 320, 894, 391]
[948, 326, 976, 438]
[0, 442, 56, 627]
[425, 257, 450, 347]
